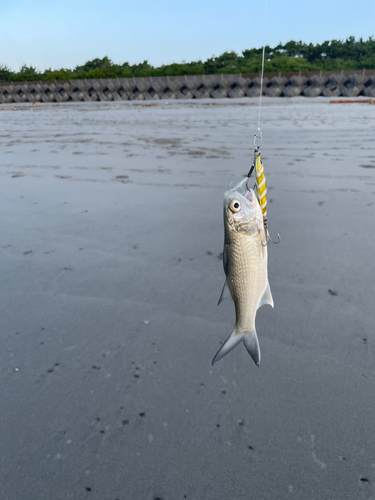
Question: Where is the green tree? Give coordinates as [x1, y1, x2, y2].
[1, 37, 375, 82]
[0, 64, 12, 81]
[13, 64, 40, 81]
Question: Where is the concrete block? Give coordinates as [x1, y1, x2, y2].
[344, 74, 365, 88]
[106, 81, 116, 93]
[282, 75, 306, 97]
[210, 82, 228, 98]
[164, 80, 180, 93]
[340, 86, 361, 97]
[228, 87, 245, 98]
[61, 82, 70, 92]
[303, 87, 323, 97]
[59, 90, 70, 102]
[282, 86, 302, 97]
[363, 86, 375, 97]
[321, 87, 341, 97]
[160, 86, 176, 99]
[47, 82, 57, 92]
[118, 88, 129, 100]
[16, 90, 28, 102]
[40, 93, 51, 103]
[175, 91, 192, 99]
[112, 91, 122, 101]
[82, 92, 94, 102]
[192, 89, 210, 99]
[41, 90, 55, 102]
[33, 83, 43, 93]
[211, 89, 228, 98]
[54, 92, 65, 103]
[245, 86, 261, 97]
[175, 83, 193, 99]
[289, 75, 306, 86]
[144, 87, 161, 100]
[363, 77, 375, 96]
[30, 92, 42, 102]
[303, 76, 325, 97]
[228, 79, 245, 98]
[325, 74, 345, 87]
[128, 86, 145, 100]
[97, 90, 114, 101]
[192, 83, 210, 99]
[70, 89, 85, 101]
[264, 86, 282, 97]
[25, 92, 36, 103]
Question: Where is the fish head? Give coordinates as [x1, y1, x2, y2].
[224, 179, 263, 234]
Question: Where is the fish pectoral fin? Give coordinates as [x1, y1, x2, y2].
[223, 246, 228, 277]
[218, 280, 232, 305]
[212, 330, 243, 365]
[257, 281, 274, 309]
[243, 329, 261, 366]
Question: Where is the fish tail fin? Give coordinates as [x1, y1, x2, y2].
[243, 328, 261, 367]
[212, 330, 243, 366]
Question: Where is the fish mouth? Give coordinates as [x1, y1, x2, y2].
[244, 189, 254, 202]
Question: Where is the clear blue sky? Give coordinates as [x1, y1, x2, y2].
[1, 0, 374, 71]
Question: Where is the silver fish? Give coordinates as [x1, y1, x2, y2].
[213, 178, 274, 366]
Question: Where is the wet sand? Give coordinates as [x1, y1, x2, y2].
[0, 98, 374, 500]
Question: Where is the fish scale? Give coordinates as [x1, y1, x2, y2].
[227, 234, 267, 330]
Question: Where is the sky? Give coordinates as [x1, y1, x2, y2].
[0, 0, 374, 71]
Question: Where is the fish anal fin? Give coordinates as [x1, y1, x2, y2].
[218, 280, 232, 305]
[258, 282, 274, 309]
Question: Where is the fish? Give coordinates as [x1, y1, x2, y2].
[213, 178, 273, 366]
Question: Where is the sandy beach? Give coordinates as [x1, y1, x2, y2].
[0, 98, 374, 500]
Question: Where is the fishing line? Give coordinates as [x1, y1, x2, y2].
[254, 0, 267, 148]
[246, 40, 266, 178]
[246, 0, 280, 245]
[257, 45, 266, 132]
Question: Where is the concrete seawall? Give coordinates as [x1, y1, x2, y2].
[1, 71, 375, 103]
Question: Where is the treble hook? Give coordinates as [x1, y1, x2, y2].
[268, 231, 281, 244]
[262, 218, 281, 246]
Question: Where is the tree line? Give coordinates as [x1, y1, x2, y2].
[1, 36, 374, 82]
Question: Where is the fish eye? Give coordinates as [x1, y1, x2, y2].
[230, 200, 241, 213]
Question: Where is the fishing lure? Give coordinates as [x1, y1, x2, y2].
[246, 131, 279, 245]
[254, 154, 267, 220]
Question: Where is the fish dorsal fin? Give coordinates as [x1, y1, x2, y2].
[218, 280, 232, 305]
[258, 282, 274, 309]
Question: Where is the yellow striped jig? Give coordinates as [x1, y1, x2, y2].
[246, 130, 280, 245]
[254, 154, 267, 220]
